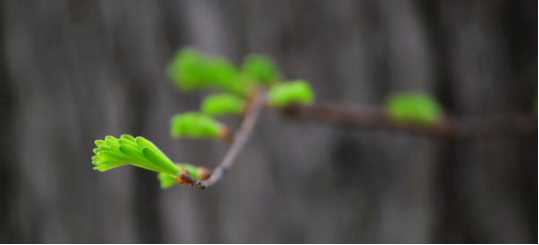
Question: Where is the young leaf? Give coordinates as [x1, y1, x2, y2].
[201, 93, 246, 116]
[167, 48, 252, 96]
[157, 173, 178, 189]
[268, 80, 315, 107]
[385, 93, 443, 124]
[242, 54, 280, 85]
[170, 112, 228, 140]
[92, 135, 181, 176]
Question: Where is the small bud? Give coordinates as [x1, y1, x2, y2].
[197, 167, 212, 181]
[201, 93, 246, 116]
[241, 54, 280, 86]
[385, 92, 443, 125]
[171, 112, 228, 141]
[219, 127, 234, 143]
[268, 80, 314, 107]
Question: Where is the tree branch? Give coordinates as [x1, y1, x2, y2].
[179, 90, 267, 189]
[179, 100, 535, 189]
[282, 104, 537, 139]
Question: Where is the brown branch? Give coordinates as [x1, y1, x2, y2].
[179, 90, 267, 189]
[178, 100, 534, 189]
[282, 104, 537, 139]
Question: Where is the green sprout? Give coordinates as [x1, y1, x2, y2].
[92, 135, 181, 175]
[201, 93, 246, 116]
[385, 92, 443, 125]
[268, 80, 315, 107]
[170, 112, 230, 140]
[241, 54, 280, 86]
[92, 135, 210, 189]
[167, 48, 252, 96]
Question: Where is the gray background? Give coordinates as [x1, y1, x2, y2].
[0, 0, 536, 243]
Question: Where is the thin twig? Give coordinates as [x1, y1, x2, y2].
[282, 104, 537, 139]
[179, 90, 267, 189]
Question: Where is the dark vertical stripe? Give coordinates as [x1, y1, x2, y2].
[0, 0, 20, 242]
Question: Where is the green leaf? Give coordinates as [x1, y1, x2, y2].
[167, 48, 252, 96]
[242, 54, 280, 85]
[92, 135, 181, 176]
[268, 80, 315, 107]
[201, 93, 246, 116]
[157, 173, 178, 189]
[385, 93, 443, 124]
[170, 112, 226, 139]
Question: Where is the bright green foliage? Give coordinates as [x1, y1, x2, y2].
[91, 134, 209, 189]
[92, 135, 181, 176]
[201, 93, 246, 116]
[157, 172, 178, 189]
[268, 80, 315, 107]
[168, 48, 252, 96]
[385, 93, 443, 124]
[242, 54, 280, 85]
[93, 48, 321, 189]
[171, 112, 225, 139]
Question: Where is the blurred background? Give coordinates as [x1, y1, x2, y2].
[0, 0, 537, 243]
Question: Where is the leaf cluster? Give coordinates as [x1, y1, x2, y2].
[93, 48, 317, 189]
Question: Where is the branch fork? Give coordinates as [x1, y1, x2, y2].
[178, 90, 267, 189]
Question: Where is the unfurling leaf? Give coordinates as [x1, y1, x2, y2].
[385, 92, 443, 125]
[167, 48, 252, 96]
[171, 112, 229, 140]
[201, 93, 246, 116]
[268, 80, 315, 107]
[92, 135, 181, 176]
[242, 54, 280, 85]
